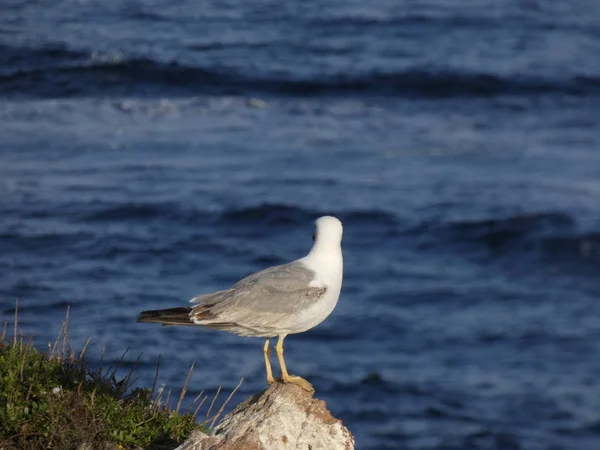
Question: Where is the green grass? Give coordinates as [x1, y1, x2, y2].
[0, 305, 239, 450]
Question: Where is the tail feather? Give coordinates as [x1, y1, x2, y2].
[137, 307, 194, 326]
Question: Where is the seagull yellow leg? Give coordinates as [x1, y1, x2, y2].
[275, 335, 314, 393]
[263, 339, 276, 385]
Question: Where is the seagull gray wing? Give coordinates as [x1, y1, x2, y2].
[189, 261, 326, 336]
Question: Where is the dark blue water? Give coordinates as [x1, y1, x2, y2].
[2, 1, 600, 448]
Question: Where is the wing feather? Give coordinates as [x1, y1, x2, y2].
[190, 261, 325, 328]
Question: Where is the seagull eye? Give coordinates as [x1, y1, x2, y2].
[312, 231, 316, 242]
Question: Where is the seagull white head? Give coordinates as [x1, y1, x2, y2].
[304, 215, 344, 291]
[311, 216, 343, 250]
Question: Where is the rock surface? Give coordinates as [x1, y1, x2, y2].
[176, 383, 354, 450]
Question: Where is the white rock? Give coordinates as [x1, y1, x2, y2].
[177, 383, 354, 450]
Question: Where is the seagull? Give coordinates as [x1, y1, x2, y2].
[137, 216, 343, 392]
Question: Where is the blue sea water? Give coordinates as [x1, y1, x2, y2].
[2, 0, 600, 448]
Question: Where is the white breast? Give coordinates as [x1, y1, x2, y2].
[285, 253, 343, 334]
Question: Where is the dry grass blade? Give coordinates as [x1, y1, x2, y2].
[19, 336, 34, 382]
[118, 354, 142, 396]
[99, 345, 106, 375]
[13, 299, 19, 346]
[209, 378, 244, 429]
[154, 384, 165, 407]
[192, 395, 209, 419]
[186, 389, 204, 414]
[176, 361, 195, 414]
[108, 348, 130, 381]
[205, 386, 221, 421]
[61, 305, 70, 358]
[79, 338, 92, 360]
[165, 388, 172, 408]
[50, 316, 65, 360]
[151, 355, 161, 397]
[68, 341, 76, 362]
[2, 317, 8, 342]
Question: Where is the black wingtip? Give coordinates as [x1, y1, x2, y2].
[136, 307, 194, 325]
[137, 310, 160, 323]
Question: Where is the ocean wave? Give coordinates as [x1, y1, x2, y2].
[0, 230, 94, 251]
[80, 201, 398, 230]
[71, 201, 600, 266]
[14, 198, 600, 270]
[218, 204, 314, 225]
[83, 202, 174, 222]
[0, 43, 82, 76]
[441, 211, 575, 243]
[542, 232, 600, 264]
[326, 373, 403, 396]
[218, 203, 399, 227]
[434, 211, 600, 267]
[1, 44, 599, 98]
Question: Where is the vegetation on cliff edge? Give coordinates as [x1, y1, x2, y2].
[0, 306, 222, 450]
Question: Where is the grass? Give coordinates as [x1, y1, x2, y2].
[0, 303, 242, 450]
